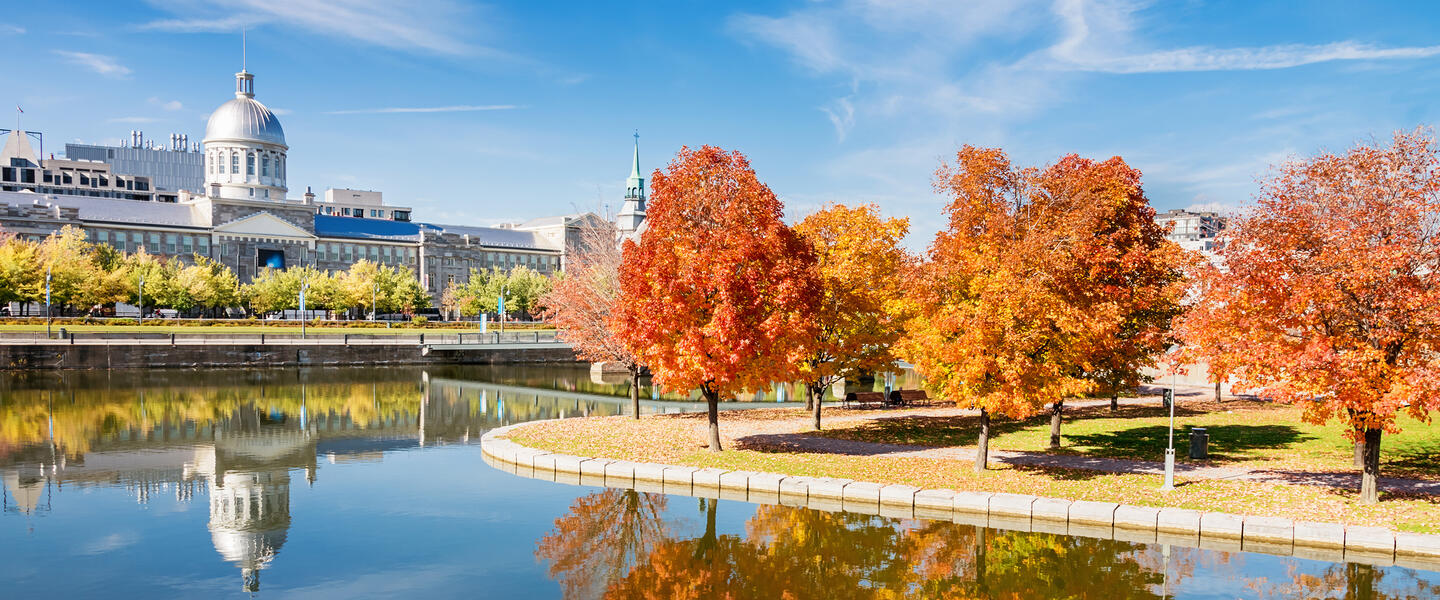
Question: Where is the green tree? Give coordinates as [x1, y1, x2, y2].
[0, 234, 42, 310]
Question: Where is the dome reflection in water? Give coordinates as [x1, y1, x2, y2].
[1, 365, 1437, 598]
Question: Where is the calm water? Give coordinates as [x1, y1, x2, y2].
[1, 365, 1436, 599]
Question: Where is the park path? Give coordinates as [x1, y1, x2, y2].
[723, 386, 1440, 496]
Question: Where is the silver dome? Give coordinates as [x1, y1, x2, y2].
[204, 96, 286, 147]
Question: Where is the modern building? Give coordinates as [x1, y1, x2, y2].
[0, 65, 649, 306]
[66, 131, 205, 194]
[1154, 208, 1227, 254]
[2, 129, 163, 201]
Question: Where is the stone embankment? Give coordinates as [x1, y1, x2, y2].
[482, 422, 1440, 571]
[1, 338, 574, 369]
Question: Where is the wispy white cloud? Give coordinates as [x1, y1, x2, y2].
[137, 0, 497, 57]
[78, 533, 137, 555]
[1, 24, 25, 35]
[54, 51, 132, 78]
[820, 97, 855, 141]
[324, 105, 519, 115]
[148, 97, 184, 111]
[1041, 0, 1440, 73]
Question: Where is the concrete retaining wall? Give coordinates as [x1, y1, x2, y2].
[482, 423, 1440, 571]
[1, 343, 575, 370]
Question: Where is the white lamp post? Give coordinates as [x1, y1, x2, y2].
[137, 274, 145, 325]
[299, 280, 310, 339]
[44, 267, 52, 338]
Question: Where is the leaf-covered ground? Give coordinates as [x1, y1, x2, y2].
[505, 405, 1440, 533]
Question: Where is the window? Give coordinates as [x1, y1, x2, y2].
[368, 246, 379, 262]
[344, 245, 354, 262]
[246, 153, 255, 175]
[148, 233, 160, 252]
[115, 233, 126, 252]
[447, 274, 455, 285]
[249, 188, 254, 197]
[182, 236, 193, 254]
[393, 210, 410, 222]
[383, 246, 393, 263]
[166, 234, 178, 254]
[132, 232, 143, 249]
[95, 230, 109, 244]
[342, 208, 351, 216]
[231, 153, 239, 174]
[261, 156, 270, 177]
[198, 237, 209, 256]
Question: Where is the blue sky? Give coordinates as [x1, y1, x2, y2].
[4, 1, 1440, 245]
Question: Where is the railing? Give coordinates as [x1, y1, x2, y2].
[0, 330, 566, 347]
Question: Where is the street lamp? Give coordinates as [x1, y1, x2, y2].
[44, 267, 52, 338]
[371, 282, 378, 322]
[1161, 347, 1178, 490]
[137, 274, 145, 325]
[299, 280, 310, 339]
[498, 285, 507, 334]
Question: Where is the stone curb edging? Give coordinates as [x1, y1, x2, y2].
[481, 423, 1440, 570]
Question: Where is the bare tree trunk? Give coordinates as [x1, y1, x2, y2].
[975, 408, 990, 473]
[1360, 428, 1381, 504]
[811, 384, 824, 430]
[628, 366, 641, 420]
[1110, 394, 1118, 412]
[1215, 380, 1222, 402]
[1049, 400, 1063, 449]
[1354, 439, 1365, 469]
[704, 387, 722, 452]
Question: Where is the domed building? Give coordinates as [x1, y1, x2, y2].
[204, 70, 288, 201]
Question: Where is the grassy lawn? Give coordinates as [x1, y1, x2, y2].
[815, 398, 1440, 480]
[504, 410, 1440, 533]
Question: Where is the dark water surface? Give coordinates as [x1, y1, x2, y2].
[1, 365, 1436, 598]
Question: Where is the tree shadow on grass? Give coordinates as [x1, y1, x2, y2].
[816, 404, 1215, 449]
[1064, 424, 1312, 464]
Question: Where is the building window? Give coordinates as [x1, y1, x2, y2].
[182, 236, 194, 254]
[231, 153, 239, 174]
[246, 153, 255, 175]
[166, 234, 178, 254]
[95, 230, 109, 245]
[198, 237, 209, 256]
[383, 246, 393, 263]
[261, 156, 270, 177]
[368, 246, 379, 262]
[342, 208, 351, 216]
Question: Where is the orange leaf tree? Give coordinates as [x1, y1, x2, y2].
[615, 146, 819, 451]
[540, 217, 647, 418]
[1036, 154, 1189, 447]
[1177, 128, 1440, 504]
[902, 146, 1184, 470]
[793, 203, 912, 430]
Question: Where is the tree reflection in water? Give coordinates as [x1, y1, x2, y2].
[541, 492, 1187, 599]
[536, 488, 670, 599]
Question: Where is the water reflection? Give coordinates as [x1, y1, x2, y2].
[0, 366, 640, 592]
[2, 366, 1437, 598]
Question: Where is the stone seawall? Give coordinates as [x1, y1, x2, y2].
[482, 421, 1440, 572]
[1, 343, 575, 370]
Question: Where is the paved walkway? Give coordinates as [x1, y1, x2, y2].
[725, 388, 1440, 496]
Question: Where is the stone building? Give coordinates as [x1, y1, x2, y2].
[0, 65, 653, 307]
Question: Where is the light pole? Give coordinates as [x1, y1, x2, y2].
[137, 274, 145, 325]
[371, 283, 378, 321]
[1161, 351, 1178, 490]
[498, 285, 507, 334]
[299, 280, 310, 339]
[44, 267, 52, 338]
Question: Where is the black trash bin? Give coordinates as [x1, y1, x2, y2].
[1189, 427, 1209, 459]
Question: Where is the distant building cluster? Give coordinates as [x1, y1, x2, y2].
[1153, 208, 1227, 254]
[0, 67, 647, 305]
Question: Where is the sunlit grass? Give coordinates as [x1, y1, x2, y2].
[507, 410, 1440, 533]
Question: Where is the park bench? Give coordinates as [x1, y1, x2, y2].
[888, 389, 929, 406]
[843, 391, 887, 408]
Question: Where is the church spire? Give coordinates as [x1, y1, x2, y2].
[625, 131, 643, 201]
[617, 131, 647, 238]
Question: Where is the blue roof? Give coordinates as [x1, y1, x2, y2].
[314, 214, 421, 241]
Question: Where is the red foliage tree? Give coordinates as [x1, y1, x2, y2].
[615, 146, 819, 451]
[1177, 128, 1440, 503]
